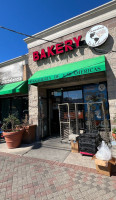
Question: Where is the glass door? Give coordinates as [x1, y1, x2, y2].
[49, 89, 62, 136]
[63, 89, 84, 131]
[48, 87, 85, 137]
[63, 90, 83, 103]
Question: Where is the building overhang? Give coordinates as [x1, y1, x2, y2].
[28, 56, 106, 86]
[0, 81, 28, 96]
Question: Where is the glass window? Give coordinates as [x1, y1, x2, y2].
[12, 96, 28, 122]
[83, 82, 110, 129]
[0, 96, 28, 123]
[22, 97, 28, 117]
[12, 97, 22, 120]
[51, 90, 62, 97]
[63, 90, 83, 103]
[0, 98, 10, 121]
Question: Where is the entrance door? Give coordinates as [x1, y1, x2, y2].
[39, 97, 48, 138]
[49, 88, 84, 136]
[48, 82, 110, 139]
[49, 90, 62, 136]
[63, 89, 84, 130]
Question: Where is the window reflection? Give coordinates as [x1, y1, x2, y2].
[63, 90, 83, 103]
[0, 96, 28, 123]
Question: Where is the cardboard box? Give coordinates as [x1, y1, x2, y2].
[93, 156, 116, 176]
[95, 159, 108, 167]
[71, 141, 79, 153]
[96, 163, 112, 176]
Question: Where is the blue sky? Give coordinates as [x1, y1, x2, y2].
[0, 0, 112, 63]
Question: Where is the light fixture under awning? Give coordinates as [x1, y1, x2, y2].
[0, 80, 28, 95]
[28, 55, 106, 85]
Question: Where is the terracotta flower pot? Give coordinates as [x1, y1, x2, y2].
[112, 133, 116, 140]
[3, 129, 24, 149]
[22, 125, 36, 144]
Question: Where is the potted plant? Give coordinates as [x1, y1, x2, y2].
[113, 114, 116, 122]
[112, 128, 116, 140]
[2, 114, 24, 149]
[21, 114, 36, 144]
[111, 114, 116, 140]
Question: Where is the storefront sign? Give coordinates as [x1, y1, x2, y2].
[0, 63, 23, 84]
[29, 66, 103, 84]
[86, 25, 108, 47]
[33, 35, 82, 61]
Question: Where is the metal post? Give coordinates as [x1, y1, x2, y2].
[87, 103, 91, 134]
[75, 103, 79, 134]
[102, 101, 107, 134]
[68, 103, 71, 135]
[49, 98, 51, 137]
[39, 97, 42, 138]
[58, 105, 62, 141]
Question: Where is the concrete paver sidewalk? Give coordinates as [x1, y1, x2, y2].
[0, 139, 96, 168]
[64, 153, 96, 169]
[0, 140, 71, 163]
[0, 138, 116, 170]
[0, 152, 116, 200]
[0, 142, 33, 155]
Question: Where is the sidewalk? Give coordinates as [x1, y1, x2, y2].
[0, 138, 96, 169]
[1, 138, 116, 171]
[0, 151, 116, 200]
[0, 138, 116, 200]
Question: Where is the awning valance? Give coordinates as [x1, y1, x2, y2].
[28, 55, 106, 85]
[0, 80, 28, 95]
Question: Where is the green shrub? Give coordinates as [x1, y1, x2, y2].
[112, 128, 116, 134]
[1, 114, 20, 131]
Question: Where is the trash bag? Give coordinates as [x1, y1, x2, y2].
[96, 141, 112, 161]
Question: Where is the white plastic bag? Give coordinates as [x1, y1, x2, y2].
[96, 141, 112, 161]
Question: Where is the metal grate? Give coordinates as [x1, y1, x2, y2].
[58, 102, 110, 142]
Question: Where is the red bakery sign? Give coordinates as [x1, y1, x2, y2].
[33, 35, 82, 61]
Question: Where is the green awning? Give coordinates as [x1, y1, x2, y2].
[28, 55, 106, 85]
[0, 80, 28, 95]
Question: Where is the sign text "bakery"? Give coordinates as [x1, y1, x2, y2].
[33, 35, 82, 61]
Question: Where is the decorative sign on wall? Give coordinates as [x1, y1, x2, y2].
[0, 63, 23, 84]
[32, 25, 109, 62]
[85, 25, 108, 47]
[33, 35, 82, 62]
[83, 82, 110, 128]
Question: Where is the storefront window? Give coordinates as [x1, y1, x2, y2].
[0, 99, 10, 120]
[12, 98, 23, 121]
[63, 90, 83, 103]
[83, 82, 110, 130]
[0, 96, 28, 123]
[53, 91, 62, 97]
[49, 82, 110, 137]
